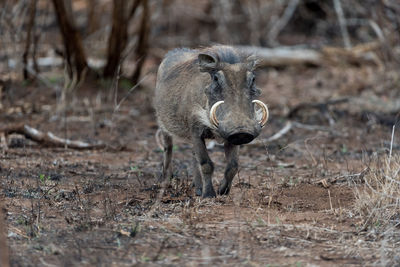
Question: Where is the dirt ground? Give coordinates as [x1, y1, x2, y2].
[1, 62, 400, 266]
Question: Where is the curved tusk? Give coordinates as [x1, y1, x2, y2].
[209, 100, 224, 127]
[252, 100, 269, 127]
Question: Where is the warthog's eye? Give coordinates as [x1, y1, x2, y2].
[213, 71, 223, 84]
[206, 72, 222, 97]
[250, 76, 255, 86]
[247, 72, 255, 87]
[246, 72, 259, 96]
[211, 72, 225, 90]
[213, 75, 219, 83]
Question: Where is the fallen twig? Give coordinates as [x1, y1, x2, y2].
[249, 121, 293, 146]
[0, 124, 105, 149]
[258, 121, 293, 144]
[265, 121, 293, 142]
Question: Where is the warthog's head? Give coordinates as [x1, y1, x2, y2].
[198, 52, 269, 145]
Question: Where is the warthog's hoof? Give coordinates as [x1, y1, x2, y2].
[218, 186, 231, 195]
[202, 187, 216, 198]
[218, 180, 232, 195]
[195, 187, 202, 196]
[192, 180, 203, 196]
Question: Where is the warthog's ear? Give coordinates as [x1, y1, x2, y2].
[198, 53, 218, 72]
[246, 55, 259, 71]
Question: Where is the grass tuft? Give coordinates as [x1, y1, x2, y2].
[354, 154, 400, 231]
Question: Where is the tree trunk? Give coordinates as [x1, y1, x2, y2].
[103, 0, 141, 78]
[86, 0, 98, 35]
[52, 0, 88, 80]
[131, 0, 150, 84]
[103, 0, 129, 77]
[128, 0, 142, 21]
[23, 0, 37, 80]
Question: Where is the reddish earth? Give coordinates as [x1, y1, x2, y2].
[1, 64, 399, 266]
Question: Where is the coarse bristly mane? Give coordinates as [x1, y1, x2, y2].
[162, 45, 248, 82]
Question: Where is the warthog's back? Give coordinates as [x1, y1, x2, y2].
[154, 46, 243, 140]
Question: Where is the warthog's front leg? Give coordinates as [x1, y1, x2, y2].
[192, 137, 216, 198]
[192, 152, 203, 196]
[218, 142, 239, 195]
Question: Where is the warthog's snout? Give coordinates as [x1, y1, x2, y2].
[224, 123, 261, 145]
[210, 99, 268, 146]
[227, 132, 255, 145]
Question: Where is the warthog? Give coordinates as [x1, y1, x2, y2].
[154, 45, 269, 198]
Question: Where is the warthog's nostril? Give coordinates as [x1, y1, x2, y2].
[227, 132, 255, 145]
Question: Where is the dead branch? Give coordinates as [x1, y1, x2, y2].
[0, 124, 105, 149]
[238, 42, 382, 67]
[248, 121, 292, 146]
[264, 121, 293, 143]
[238, 45, 322, 67]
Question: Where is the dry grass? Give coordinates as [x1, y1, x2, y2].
[354, 153, 400, 231]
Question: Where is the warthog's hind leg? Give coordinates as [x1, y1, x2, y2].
[161, 131, 173, 181]
[218, 142, 239, 195]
